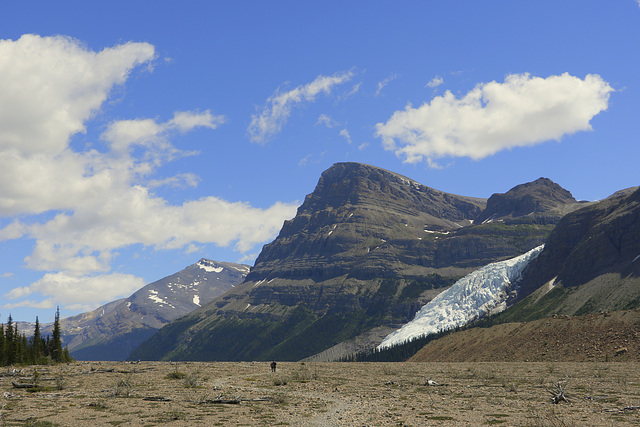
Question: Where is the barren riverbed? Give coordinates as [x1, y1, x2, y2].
[2, 361, 640, 426]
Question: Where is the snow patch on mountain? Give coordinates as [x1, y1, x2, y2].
[193, 294, 200, 306]
[378, 245, 544, 350]
[229, 264, 251, 274]
[198, 259, 224, 273]
[148, 290, 174, 308]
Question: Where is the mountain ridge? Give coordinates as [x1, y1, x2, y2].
[130, 162, 581, 362]
[50, 259, 250, 360]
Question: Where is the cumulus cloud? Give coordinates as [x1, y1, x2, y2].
[0, 34, 156, 156]
[376, 73, 613, 165]
[248, 71, 353, 143]
[0, 34, 298, 311]
[3, 272, 145, 312]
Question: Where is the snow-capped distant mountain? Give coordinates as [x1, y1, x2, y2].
[378, 245, 544, 349]
[47, 259, 250, 361]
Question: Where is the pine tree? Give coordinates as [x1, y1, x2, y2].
[51, 307, 64, 362]
[12, 322, 22, 365]
[0, 323, 5, 366]
[0, 309, 73, 367]
[5, 315, 15, 365]
[31, 316, 43, 363]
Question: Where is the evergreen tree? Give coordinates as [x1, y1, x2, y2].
[5, 315, 15, 365]
[0, 309, 73, 367]
[31, 316, 43, 363]
[51, 307, 64, 363]
[0, 323, 5, 366]
[11, 322, 22, 364]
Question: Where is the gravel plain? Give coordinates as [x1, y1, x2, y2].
[2, 361, 640, 426]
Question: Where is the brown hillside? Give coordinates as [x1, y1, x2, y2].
[409, 309, 640, 363]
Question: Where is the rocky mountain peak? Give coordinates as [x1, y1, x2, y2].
[250, 162, 487, 281]
[300, 162, 436, 210]
[476, 177, 578, 224]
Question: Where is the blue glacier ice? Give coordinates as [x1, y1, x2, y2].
[378, 245, 544, 350]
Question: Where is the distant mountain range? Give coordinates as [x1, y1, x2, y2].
[129, 162, 594, 362]
[41, 259, 249, 361]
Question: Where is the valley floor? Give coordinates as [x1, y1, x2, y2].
[2, 361, 640, 426]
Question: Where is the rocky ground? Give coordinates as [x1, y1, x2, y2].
[2, 361, 640, 426]
[410, 310, 640, 363]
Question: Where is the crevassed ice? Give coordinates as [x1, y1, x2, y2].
[378, 245, 544, 350]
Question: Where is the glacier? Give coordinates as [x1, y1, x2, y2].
[378, 244, 544, 350]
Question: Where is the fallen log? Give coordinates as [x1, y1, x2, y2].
[199, 398, 242, 405]
[143, 396, 172, 402]
[198, 397, 273, 405]
[11, 382, 36, 389]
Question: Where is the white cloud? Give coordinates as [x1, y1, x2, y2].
[316, 114, 339, 128]
[248, 71, 353, 143]
[3, 272, 145, 312]
[298, 154, 312, 167]
[340, 129, 352, 144]
[3, 299, 55, 310]
[0, 34, 156, 156]
[338, 82, 362, 102]
[426, 76, 443, 88]
[0, 34, 298, 311]
[101, 110, 223, 157]
[148, 173, 200, 189]
[375, 74, 399, 96]
[19, 187, 297, 275]
[376, 73, 613, 165]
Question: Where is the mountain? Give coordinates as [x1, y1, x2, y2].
[475, 177, 582, 224]
[50, 259, 250, 361]
[488, 185, 640, 322]
[129, 162, 581, 362]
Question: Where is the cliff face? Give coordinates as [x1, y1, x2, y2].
[493, 186, 640, 320]
[249, 162, 487, 283]
[130, 163, 580, 362]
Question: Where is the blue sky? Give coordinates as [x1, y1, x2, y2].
[1, 1, 639, 322]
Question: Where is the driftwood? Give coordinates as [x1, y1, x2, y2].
[11, 382, 35, 389]
[143, 396, 172, 402]
[605, 405, 640, 413]
[200, 398, 242, 405]
[547, 381, 570, 404]
[425, 378, 441, 386]
[199, 397, 273, 405]
[1, 369, 24, 377]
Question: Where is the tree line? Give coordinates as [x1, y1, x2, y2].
[0, 307, 72, 366]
